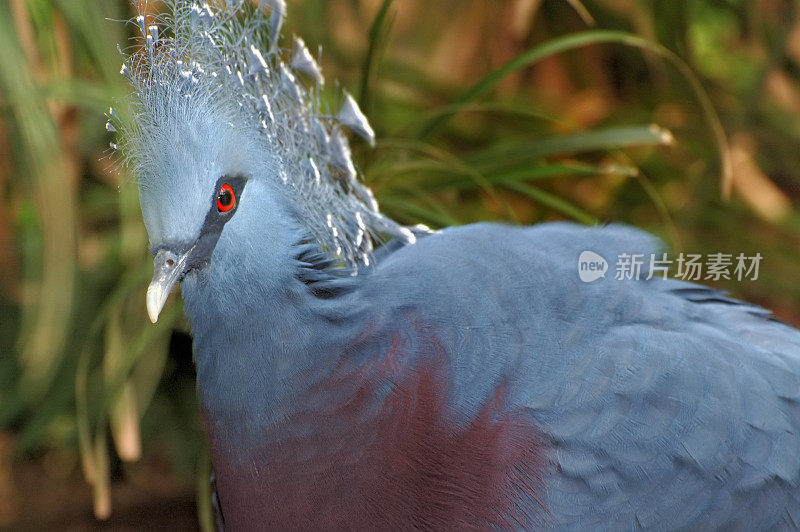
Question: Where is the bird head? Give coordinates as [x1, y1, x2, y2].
[133, 93, 267, 323]
[112, 1, 415, 323]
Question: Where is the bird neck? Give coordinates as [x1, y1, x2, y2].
[181, 224, 366, 449]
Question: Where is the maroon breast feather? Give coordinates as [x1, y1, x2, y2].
[209, 323, 551, 530]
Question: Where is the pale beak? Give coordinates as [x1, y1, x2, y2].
[146, 248, 190, 323]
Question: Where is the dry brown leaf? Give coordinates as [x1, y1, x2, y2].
[765, 70, 800, 117]
[0, 434, 18, 527]
[788, 12, 800, 64]
[730, 133, 792, 223]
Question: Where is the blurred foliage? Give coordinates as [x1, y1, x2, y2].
[1, 0, 799, 527]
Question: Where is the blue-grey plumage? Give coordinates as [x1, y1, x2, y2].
[183, 216, 800, 530]
[117, 1, 800, 530]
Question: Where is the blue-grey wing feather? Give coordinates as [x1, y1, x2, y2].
[366, 222, 800, 530]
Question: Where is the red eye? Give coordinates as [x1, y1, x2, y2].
[217, 183, 235, 212]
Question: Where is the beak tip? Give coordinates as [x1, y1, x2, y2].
[146, 284, 167, 324]
[147, 247, 188, 324]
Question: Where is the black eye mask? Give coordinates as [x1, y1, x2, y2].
[150, 175, 247, 280]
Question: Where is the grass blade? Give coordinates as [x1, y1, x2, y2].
[423, 162, 639, 193]
[359, 0, 393, 112]
[566, 0, 596, 26]
[467, 124, 673, 172]
[503, 182, 595, 224]
[0, 0, 77, 399]
[417, 30, 731, 195]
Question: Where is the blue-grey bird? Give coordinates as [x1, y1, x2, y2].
[114, 1, 800, 529]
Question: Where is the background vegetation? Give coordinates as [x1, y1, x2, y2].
[1, 0, 799, 528]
